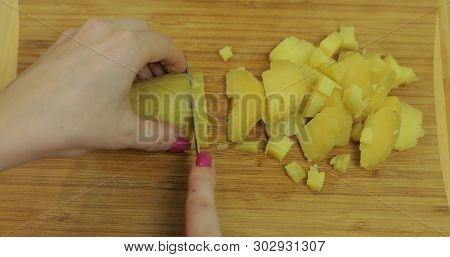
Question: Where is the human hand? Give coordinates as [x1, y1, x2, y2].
[185, 152, 221, 236]
[0, 18, 190, 170]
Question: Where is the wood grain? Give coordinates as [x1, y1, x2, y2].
[1, 0, 449, 236]
[0, 0, 19, 91]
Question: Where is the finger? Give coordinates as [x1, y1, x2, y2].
[136, 31, 187, 73]
[185, 152, 221, 237]
[148, 62, 166, 76]
[137, 65, 154, 80]
[134, 119, 189, 152]
[54, 28, 79, 45]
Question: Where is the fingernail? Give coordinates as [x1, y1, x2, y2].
[196, 151, 212, 167]
[169, 137, 190, 153]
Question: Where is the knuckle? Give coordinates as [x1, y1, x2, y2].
[114, 30, 139, 44]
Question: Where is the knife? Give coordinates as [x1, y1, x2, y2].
[187, 72, 201, 155]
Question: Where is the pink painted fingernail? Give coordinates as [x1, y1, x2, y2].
[196, 151, 212, 167]
[169, 138, 190, 153]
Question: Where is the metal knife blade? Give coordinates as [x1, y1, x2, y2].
[187, 73, 201, 155]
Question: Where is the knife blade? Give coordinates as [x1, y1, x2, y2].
[187, 73, 201, 155]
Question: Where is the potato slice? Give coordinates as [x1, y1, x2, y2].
[360, 96, 401, 169]
[270, 36, 316, 66]
[307, 165, 325, 192]
[350, 120, 364, 142]
[299, 64, 320, 91]
[265, 110, 300, 137]
[319, 31, 343, 57]
[263, 61, 307, 123]
[338, 26, 359, 50]
[190, 72, 210, 147]
[299, 106, 351, 162]
[265, 136, 294, 161]
[330, 154, 351, 173]
[394, 101, 425, 151]
[285, 162, 307, 184]
[226, 69, 266, 143]
[235, 140, 263, 153]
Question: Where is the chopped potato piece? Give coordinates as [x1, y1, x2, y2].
[350, 121, 364, 142]
[265, 136, 294, 161]
[303, 89, 327, 118]
[310, 48, 334, 69]
[383, 54, 418, 88]
[360, 96, 401, 169]
[270, 36, 316, 66]
[319, 31, 343, 57]
[330, 154, 351, 173]
[266, 111, 300, 137]
[226, 69, 266, 142]
[340, 52, 373, 99]
[307, 165, 325, 192]
[299, 64, 320, 90]
[360, 127, 373, 144]
[365, 53, 396, 90]
[317, 75, 341, 96]
[219, 46, 233, 62]
[263, 61, 307, 123]
[216, 144, 229, 150]
[320, 61, 346, 83]
[235, 140, 262, 153]
[285, 162, 307, 184]
[343, 84, 365, 118]
[338, 26, 359, 50]
[299, 106, 351, 161]
[325, 88, 344, 108]
[394, 101, 425, 151]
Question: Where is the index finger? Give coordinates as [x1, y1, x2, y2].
[185, 155, 221, 237]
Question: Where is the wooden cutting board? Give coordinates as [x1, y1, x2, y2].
[0, 0, 449, 236]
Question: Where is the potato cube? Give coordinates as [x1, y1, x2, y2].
[265, 136, 294, 161]
[235, 140, 262, 153]
[310, 48, 334, 69]
[394, 101, 425, 151]
[320, 61, 346, 83]
[219, 46, 233, 62]
[319, 31, 343, 57]
[350, 121, 364, 142]
[330, 154, 351, 173]
[307, 165, 325, 192]
[270, 36, 316, 66]
[338, 26, 359, 50]
[299, 64, 320, 90]
[303, 89, 327, 117]
[383, 55, 418, 88]
[285, 162, 306, 184]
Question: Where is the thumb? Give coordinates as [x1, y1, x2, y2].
[185, 152, 221, 237]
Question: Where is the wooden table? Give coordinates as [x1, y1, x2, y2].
[0, 0, 449, 236]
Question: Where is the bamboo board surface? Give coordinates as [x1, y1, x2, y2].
[0, 0, 449, 236]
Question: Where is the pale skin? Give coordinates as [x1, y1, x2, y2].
[0, 18, 220, 237]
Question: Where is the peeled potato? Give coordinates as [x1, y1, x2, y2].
[340, 52, 373, 99]
[394, 101, 425, 151]
[360, 96, 401, 169]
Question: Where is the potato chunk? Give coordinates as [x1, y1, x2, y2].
[309, 48, 334, 69]
[330, 154, 351, 173]
[219, 46, 233, 62]
[383, 54, 418, 88]
[265, 136, 294, 161]
[343, 84, 365, 118]
[270, 36, 316, 66]
[338, 26, 359, 50]
[235, 140, 262, 153]
[340, 52, 373, 99]
[307, 165, 325, 192]
[319, 31, 343, 57]
[285, 162, 307, 184]
[394, 101, 425, 151]
[360, 97, 401, 169]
